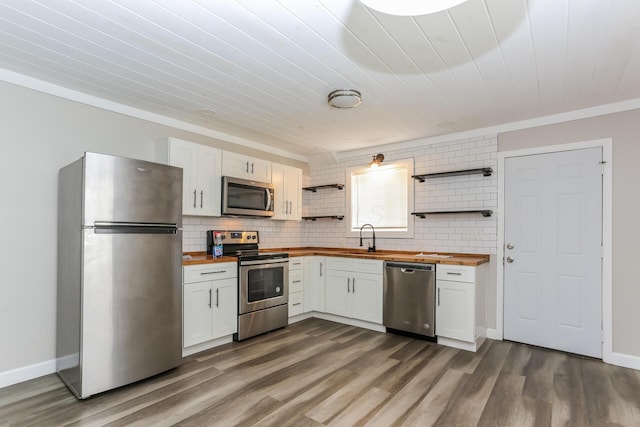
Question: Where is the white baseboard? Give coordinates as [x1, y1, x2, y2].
[0, 359, 56, 389]
[607, 351, 640, 371]
[486, 328, 501, 340]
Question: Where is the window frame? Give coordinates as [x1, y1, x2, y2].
[345, 158, 415, 239]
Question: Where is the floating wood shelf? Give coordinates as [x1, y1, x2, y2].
[303, 184, 344, 192]
[412, 210, 493, 218]
[302, 215, 345, 221]
[412, 167, 493, 182]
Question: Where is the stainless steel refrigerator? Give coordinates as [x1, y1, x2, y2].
[57, 152, 183, 399]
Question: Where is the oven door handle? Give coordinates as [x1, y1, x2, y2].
[240, 258, 289, 266]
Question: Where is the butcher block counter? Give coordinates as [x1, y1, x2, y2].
[181, 253, 237, 266]
[182, 248, 489, 266]
[279, 248, 489, 266]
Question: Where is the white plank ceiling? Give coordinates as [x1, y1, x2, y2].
[1, 0, 639, 158]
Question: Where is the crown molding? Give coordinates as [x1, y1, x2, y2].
[0, 68, 308, 162]
[335, 98, 640, 160]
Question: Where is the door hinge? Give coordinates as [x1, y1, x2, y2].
[599, 160, 606, 175]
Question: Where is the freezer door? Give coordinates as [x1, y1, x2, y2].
[83, 152, 183, 226]
[80, 229, 182, 398]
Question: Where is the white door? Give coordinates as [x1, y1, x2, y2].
[504, 147, 602, 358]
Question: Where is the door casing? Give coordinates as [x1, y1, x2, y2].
[496, 138, 612, 363]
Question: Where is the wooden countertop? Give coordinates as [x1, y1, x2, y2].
[181, 253, 237, 266]
[274, 247, 489, 266]
[182, 248, 489, 266]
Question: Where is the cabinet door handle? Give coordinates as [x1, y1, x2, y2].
[293, 280, 301, 283]
[200, 190, 203, 208]
[347, 277, 351, 293]
[352, 277, 356, 292]
[292, 302, 302, 306]
[208, 289, 212, 308]
[245, 161, 250, 173]
[320, 262, 323, 277]
[446, 272, 462, 276]
[200, 270, 226, 275]
[251, 162, 254, 174]
[437, 288, 440, 306]
[216, 288, 219, 307]
[193, 190, 197, 208]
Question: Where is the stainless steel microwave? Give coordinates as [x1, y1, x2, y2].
[222, 176, 275, 217]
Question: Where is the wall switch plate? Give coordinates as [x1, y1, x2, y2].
[462, 228, 483, 240]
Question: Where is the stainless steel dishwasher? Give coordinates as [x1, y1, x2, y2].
[383, 262, 436, 338]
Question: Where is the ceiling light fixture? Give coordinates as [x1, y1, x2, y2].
[360, 0, 470, 16]
[327, 89, 362, 109]
[369, 153, 384, 168]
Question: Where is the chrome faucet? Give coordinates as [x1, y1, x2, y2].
[359, 223, 376, 252]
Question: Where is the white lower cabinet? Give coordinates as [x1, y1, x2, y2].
[183, 262, 237, 354]
[303, 256, 325, 312]
[435, 263, 487, 351]
[288, 258, 304, 317]
[436, 280, 475, 342]
[325, 257, 383, 324]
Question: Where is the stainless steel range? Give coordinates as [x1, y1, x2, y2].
[207, 230, 289, 341]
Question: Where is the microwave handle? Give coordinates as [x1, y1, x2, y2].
[265, 187, 272, 210]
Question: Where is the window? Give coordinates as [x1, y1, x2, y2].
[346, 158, 414, 238]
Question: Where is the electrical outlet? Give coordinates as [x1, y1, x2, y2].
[462, 228, 482, 240]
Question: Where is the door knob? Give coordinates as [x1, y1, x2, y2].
[506, 256, 514, 263]
[506, 243, 514, 250]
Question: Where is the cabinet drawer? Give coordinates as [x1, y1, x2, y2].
[184, 262, 237, 284]
[436, 265, 475, 283]
[351, 258, 383, 274]
[325, 257, 350, 271]
[289, 292, 304, 316]
[289, 269, 304, 293]
[325, 257, 383, 274]
[289, 258, 304, 270]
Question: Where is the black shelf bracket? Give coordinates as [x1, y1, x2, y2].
[412, 167, 493, 182]
[302, 215, 345, 221]
[412, 210, 493, 218]
[303, 184, 344, 192]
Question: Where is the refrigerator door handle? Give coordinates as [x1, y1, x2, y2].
[93, 221, 178, 234]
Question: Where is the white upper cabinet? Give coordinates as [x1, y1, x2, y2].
[271, 163, 302, 221]
[162, 137, 222, 217]
[222, 151, 271, 182]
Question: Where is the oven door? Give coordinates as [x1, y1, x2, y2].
[239, 259, 289, 314]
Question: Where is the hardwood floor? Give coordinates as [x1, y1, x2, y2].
[2, 318, 640, 426]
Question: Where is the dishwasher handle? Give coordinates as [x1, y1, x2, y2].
[385, 262, 435, 271]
